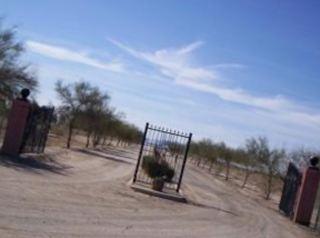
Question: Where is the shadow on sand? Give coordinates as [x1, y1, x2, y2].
[98, 147, 137, 161]
[0, 152, 71, 175]
[73, 148, 134, 165]
[187, 200, 239, 217]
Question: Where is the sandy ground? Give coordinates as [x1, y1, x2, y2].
[0, 145, 317, 238]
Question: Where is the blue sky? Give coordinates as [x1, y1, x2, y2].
[2, 0, 320, 148]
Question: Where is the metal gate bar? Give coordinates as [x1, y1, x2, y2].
[20, 106, 54, 153]
[133, 122, 192, 193]
[279, 162, 302, 217]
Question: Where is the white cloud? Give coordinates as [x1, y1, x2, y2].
[108, 39, 290, 109]
[28, 38, 320, 147]
[109, 39, 320, 129]
[177, 41, 204, 54]
[26, 41, 124, 72]
[108, 38, 217, 83]
[176, 79, 292, 111]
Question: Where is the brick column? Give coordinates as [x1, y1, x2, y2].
[1, 99, 31, 156]
[293, 166, 320, 226]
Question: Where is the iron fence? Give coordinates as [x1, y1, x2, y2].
[20, 106, 54, 153]
[279, 162, 302, 217]
[133, 123, 192, 192]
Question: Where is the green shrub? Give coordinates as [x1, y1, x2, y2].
[142, 155, 175, 182]
[142, 155, 155, 170]
[163, 164, 175, 182]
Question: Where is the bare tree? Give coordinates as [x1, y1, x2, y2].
[80, 90, 110, 148]
[55, 80, 109, 148]
[247, 137, 285, 200]
[199, 139, 211, 168]
[217, 142, 233, 180]
[55, 80, 141, 149]
[241, 138, 260, 188]
[264, 148, 285, 200]
[0, 21, 37, 100]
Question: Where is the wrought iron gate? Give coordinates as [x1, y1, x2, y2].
[20, 106, 54, 153]
[279, 162, 302, 217]
[133, 123, 192, 192]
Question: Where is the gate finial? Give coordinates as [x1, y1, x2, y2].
[310, 156, 319, 167]
[19, 88, 30, 101]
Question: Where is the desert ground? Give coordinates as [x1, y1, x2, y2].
[0, 144, 317, 238]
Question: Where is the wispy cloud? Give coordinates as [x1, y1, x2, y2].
[176, 79, 292, 111]
[26, 41, 124, 72]
[109, 39, 320, 128]
[29, 37, 320, 148]
[108, 39, 290, 110]
[108, 39, 217, 83]
[177, 41, 204, 54]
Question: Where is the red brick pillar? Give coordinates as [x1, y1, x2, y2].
[293, 166, 320, 226]
[1, 99, 31, 156]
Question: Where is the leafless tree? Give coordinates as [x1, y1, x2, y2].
[55, 80, 108, 148]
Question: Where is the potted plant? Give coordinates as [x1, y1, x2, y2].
[142, 155, 175, 191]
[152, 177, 165, 191]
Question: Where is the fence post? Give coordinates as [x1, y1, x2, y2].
[133, 122, 149, 183]
[176, 133, 192, 192]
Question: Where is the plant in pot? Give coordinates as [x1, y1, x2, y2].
[142, 155, 175, 191]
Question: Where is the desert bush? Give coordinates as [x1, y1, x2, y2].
[142, 155, 175, 182]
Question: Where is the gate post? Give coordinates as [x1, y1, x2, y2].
[2, 89, 31, 156]
[279, 162, 301, 217]
[133, 122, 149, 183]
[293, 157, 320, 226]
[176, 133, 192, 192]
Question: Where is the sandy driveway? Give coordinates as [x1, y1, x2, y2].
[0, 146, 316, 238]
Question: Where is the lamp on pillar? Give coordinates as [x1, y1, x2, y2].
[1, 88, 31, 156]
[293, 156, 320, 226]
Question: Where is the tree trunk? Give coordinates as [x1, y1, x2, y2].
[215, 163, 222, 176]
[67, 120, 74, 149]
[265, 172, 272, 200]
[242, 170, 250, 188]
[225, 162, 230, 180]
[97, 135, 101, 146]
[202, 160, 207, 169]
[92, 133, 100, 148]
[102, 135, 107, 145]
[196, 158, 201, 167]
[86, 131, 91, 148]
[209, 161, 214, 172]
[192, 157, 197, 164]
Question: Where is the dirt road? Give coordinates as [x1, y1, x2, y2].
[0, 146, 316, 238]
